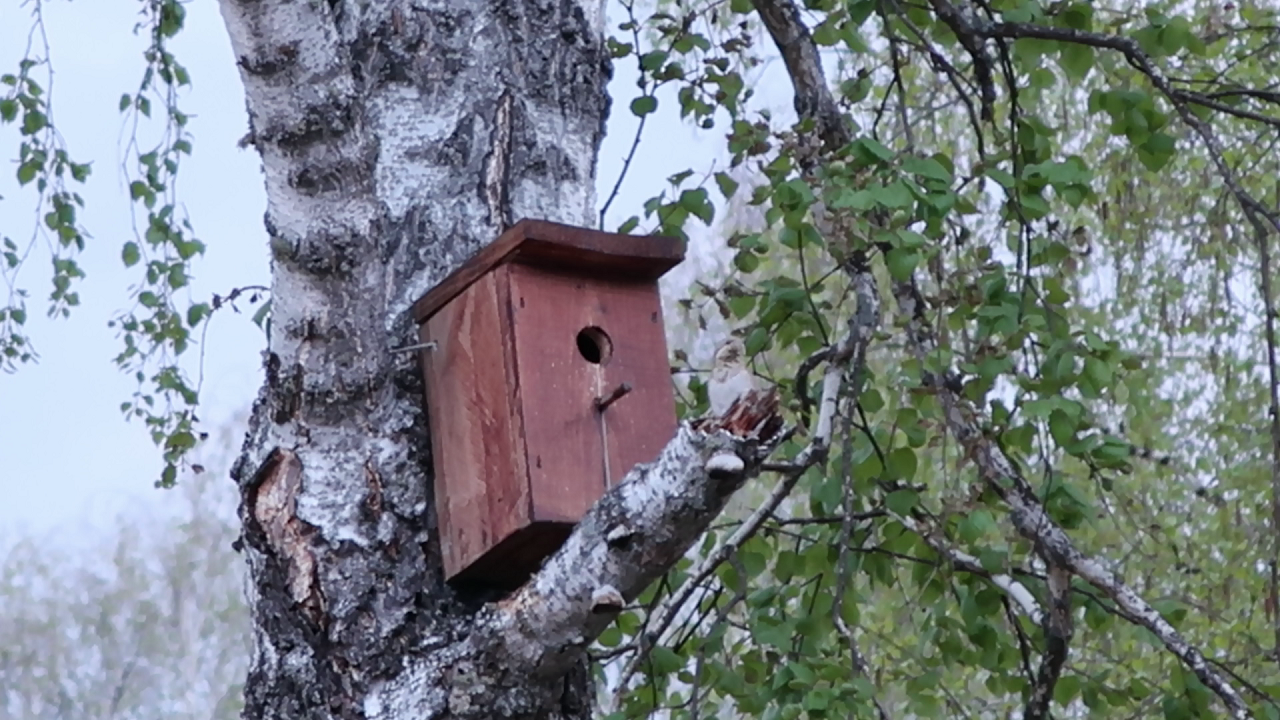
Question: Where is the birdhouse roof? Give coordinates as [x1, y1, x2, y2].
[412, 219, 685, 323]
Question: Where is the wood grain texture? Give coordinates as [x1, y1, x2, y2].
[419, 269, 530, 581]
[412, 219, 684, 324]
[507, 264, 679, 523]
[415, 221, 683, 587]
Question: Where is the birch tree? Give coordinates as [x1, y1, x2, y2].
[5, 0, 1280, 718]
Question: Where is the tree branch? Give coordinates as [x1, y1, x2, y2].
[748, 0, 1259, 715]
[364, 417, 773, 718]
[613, 267, 880, 694]
[750, 0, 849, 149]
[897, 514, 1045, 625]
[892, 277, 1253, 719]
[1025, 564, 1073, 720]
[968, 19, 1280, 238]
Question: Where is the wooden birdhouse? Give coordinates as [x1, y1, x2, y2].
[412, 219, 684, 589]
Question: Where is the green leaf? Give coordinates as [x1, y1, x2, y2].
[733, 250, 759, 273]
[616, 216, 639, 234]
[1049, 408, 1077, 445]
[672, 33, 710, 54]
[121, 242, 141, 267]
[597, 626, 622, 647]
[1138, 132, 1177, 172]
[812, 17, 840, 46]
[630, 96, 657, 117]
[856, 137, 895, 163]
[1059, 43, 1094, 80]
[251, 300, 272, 331]
[1061, 3, 1094, 30]
[714, 171, 739, 200]
[739, 541, 768, 576]
[886, 248, 919, 281]
[983, 166, 1016, 188]
[639, 51, 667, 72]
[1003, 2, 1041, 22]
[902, 156, 952, 182]
[21, 110, 47, 135]
[649, 646, 684, 674]
[886, 447, 918, 481]
[16, 160, 39, 185]
[606, 38, 633, 59]
[186, 303, 210, 327]
[165, 430, 197, 451]
[167, 264, 188, 289]
[859, 387, 884, 412]
[885, 488, 919, 515]
[958, 509, 995, 542]
[875, 180, 914, 208]
[678, 188, 714, 224]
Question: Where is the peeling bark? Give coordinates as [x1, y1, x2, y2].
[216, 2, 791, 716]
[213, 1, 651, 717]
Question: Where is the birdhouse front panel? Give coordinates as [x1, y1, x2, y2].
[506, 263, 678, 523]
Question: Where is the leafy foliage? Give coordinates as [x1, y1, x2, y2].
[1, 0, 250, 486]
[601, 0, 1280, 718]
[0, 38, 92, 369]
[109, 0, 210, 486]
[5, 0, 1280, 716]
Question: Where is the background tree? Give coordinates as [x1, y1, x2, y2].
[4, 0, 1280, 718]
[0, 420, 249, 720]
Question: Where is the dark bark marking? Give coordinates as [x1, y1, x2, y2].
[238, 43, 301, 76]
[482, 90, 515, 230]
[258, 96, 360, 150]
[363, 459, 384, 519]
[425, 114, 475, 169]
[271, 363, 304, 425]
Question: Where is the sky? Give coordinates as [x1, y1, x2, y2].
[0, 0, 769, 540]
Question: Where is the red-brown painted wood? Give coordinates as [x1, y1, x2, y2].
[420, 269, 530, 584]
[507, 264, 677, 516]
[412, 219, 684, 324]
[415, 220, 683, 589]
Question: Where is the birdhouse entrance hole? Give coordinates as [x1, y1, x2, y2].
[576, 326, 613, 365]
[410, 219, 684, 589]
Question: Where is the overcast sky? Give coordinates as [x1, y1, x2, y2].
[0, 1, 772, 540]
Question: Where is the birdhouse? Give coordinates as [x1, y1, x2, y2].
[412, 219, 684, 589]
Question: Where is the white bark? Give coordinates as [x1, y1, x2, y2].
[363, 426, 763, 719]
[213, 1, 786, 718]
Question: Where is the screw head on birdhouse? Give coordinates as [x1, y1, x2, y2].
[412, 219, 684, 590]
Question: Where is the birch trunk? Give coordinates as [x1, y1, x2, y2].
[216, 1, 611, 717]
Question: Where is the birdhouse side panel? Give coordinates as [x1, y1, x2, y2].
[420, 269, 531, 580]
